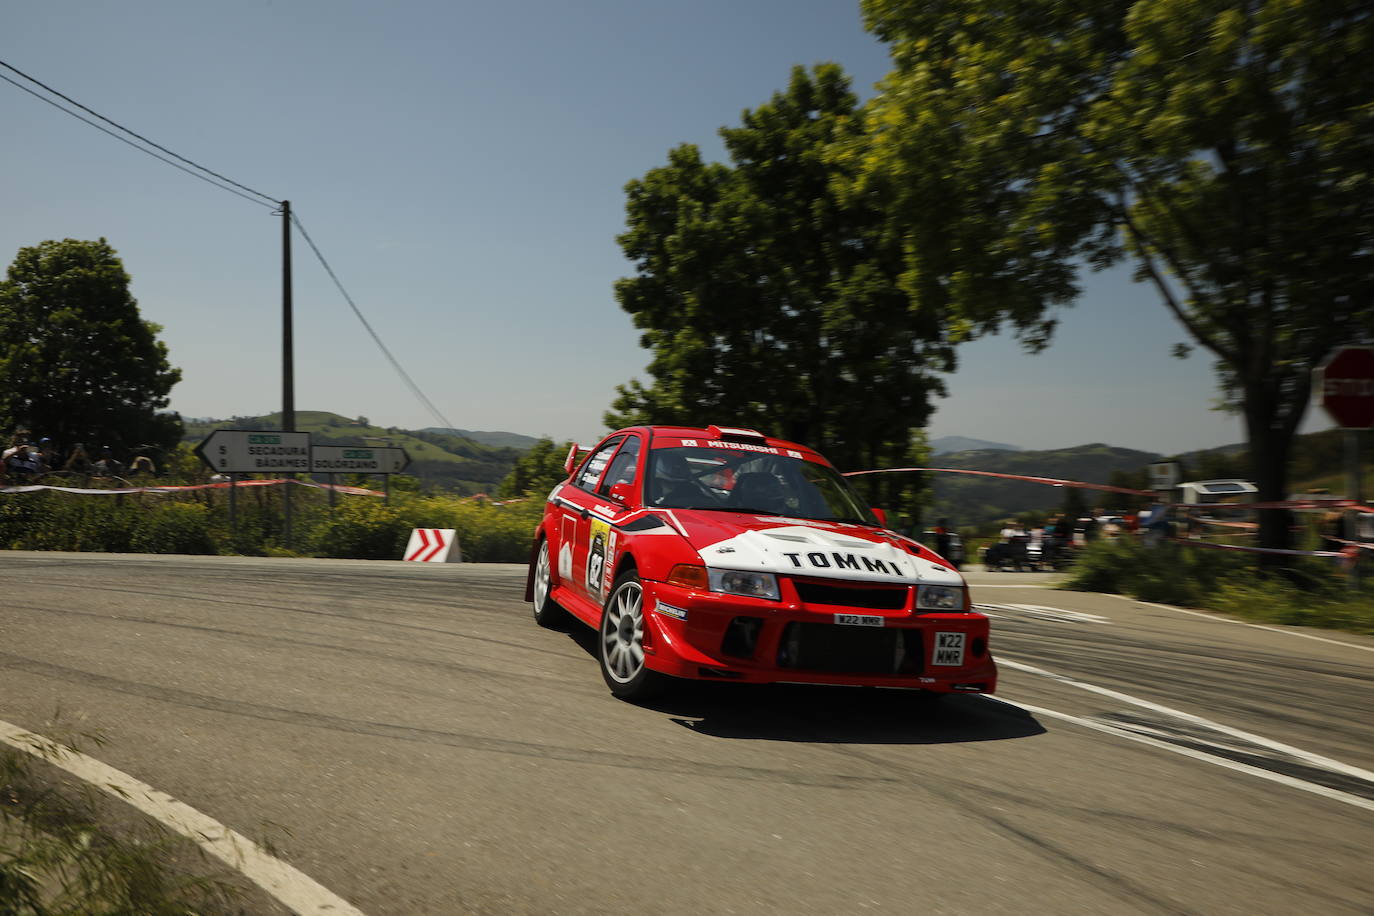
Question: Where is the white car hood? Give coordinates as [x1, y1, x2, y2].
[696, 524, 962, 587]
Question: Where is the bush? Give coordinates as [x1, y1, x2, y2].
[405, 497, 542, 563]
[311, 500, 412, 559]
[0, 484, 545, 564]
[129, 502, 219, 555]
[1063, 537, 1374, 634]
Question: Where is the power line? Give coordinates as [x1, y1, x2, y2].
[0, 72, 276, 210]
[0, 58, 280, 206]
[2, 59, 461, 437]
[290, 212, 458, 433]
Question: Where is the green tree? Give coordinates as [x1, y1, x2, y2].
[609, 64, 947, 516]
[860, 0, 1374, 550]
[498, 437, 573, 498]
[0, 239, 183, 456]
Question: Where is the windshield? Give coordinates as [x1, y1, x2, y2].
[646, 446, 877, 524]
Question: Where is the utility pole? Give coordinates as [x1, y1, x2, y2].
[282, 200, 295, 548]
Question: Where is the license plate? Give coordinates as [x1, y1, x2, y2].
[834, 613, 884, 627]
[931, 631, 965, 666]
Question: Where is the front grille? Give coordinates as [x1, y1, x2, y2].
[777, 623, 923, 675]
[793, 581, 909, 610]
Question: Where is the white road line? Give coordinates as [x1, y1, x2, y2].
[997, 656, 1374, 784]
[1106, 594, 1374, 654]
[0, 720, 365, 916]
[976, 603, 1111, 624]
[985, 696, 1374, 813]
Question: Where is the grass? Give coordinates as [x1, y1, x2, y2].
[1061, 537, 1374, 635]
[1, 728, 250, 915]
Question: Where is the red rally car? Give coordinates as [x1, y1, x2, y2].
[525, 425, 997, 701]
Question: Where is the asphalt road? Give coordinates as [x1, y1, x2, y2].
[1, 551, 1371, 915]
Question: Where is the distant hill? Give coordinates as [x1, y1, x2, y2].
[929, 443, 1160, 528]
[181, 411, 530, 494]
[421, 428, 542, 449]
[930, 436, 1023, 456]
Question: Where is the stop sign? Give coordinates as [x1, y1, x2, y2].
[1316, 346, 1374, 429]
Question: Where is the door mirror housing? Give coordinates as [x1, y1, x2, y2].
[609, 482, 636, 506]
[563, 444, 584, 476]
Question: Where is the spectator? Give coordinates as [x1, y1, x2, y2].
[1028, 523, 1046, 558]
[64, 443, 94, 476]
[933, 517, 952, 561]
[93, 446, 125, 478]
[36, 438, 59, 473]
[4, 443, 42, 481]
[2, 430, 31, 461]
[1319, 510, 1345, 553]
[1140, 504, 1171, 547]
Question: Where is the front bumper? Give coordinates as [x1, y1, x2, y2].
[638, 577, 997, 693]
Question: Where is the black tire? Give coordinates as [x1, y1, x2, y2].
[531, 539, 569, 628]
[598, 570, 668, 701]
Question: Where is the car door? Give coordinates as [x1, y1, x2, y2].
[583, 434, 643, 604]
[555, 435, 624, 608]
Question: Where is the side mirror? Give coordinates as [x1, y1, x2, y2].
[870, 507, 889, 527]
[563, 444, 583, 476]
[609, 482, 636, 506]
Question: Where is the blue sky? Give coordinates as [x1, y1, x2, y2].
[4, 1, 1331, 456]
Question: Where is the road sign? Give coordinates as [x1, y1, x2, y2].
[1148, 460, 1181, 491]
[194, 430, 312, 473]
[404, 528, 460, 563]
[1316, 346, 1374, 429]
[310, 446, 410, 475]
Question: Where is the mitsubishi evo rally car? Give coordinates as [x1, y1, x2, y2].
[525, 425, 997, 701]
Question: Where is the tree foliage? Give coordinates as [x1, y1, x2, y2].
[498, 437, 573, 499]
[608, 64, 946, 515]
[0, 238, 183, 454]
[859, 0, 1374, 548]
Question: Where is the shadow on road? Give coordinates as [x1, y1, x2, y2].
[564, 627, 1044, 746]
[663, 685, 1044, 745]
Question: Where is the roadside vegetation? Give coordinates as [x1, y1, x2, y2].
[0, 461, 544, 563]
[1, 733, 246, 915]
[1062, 538, 1374, 635]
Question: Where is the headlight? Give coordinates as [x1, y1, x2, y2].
[917, 585, 964, 610]
[708, 569, 780, 601]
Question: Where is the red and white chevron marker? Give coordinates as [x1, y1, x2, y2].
[403, 528, 460, 563]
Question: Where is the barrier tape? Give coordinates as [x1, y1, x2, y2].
[0, 479, 537, 504]
[845, 467, 1374, 513]
[1171, 498, 1374, 512]
[844, 466, 1154, 496]
[1, 478, 384, 498]
[1192, 516, 1259, 530]
[1329, 536, 1374, 552]
[1168, 537, 1345, 559]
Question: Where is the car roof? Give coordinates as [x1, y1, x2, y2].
[612, 425, 825, 461]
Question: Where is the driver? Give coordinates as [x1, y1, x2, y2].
[729, 471, 789, 514]
[651, 452, 710, 508]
